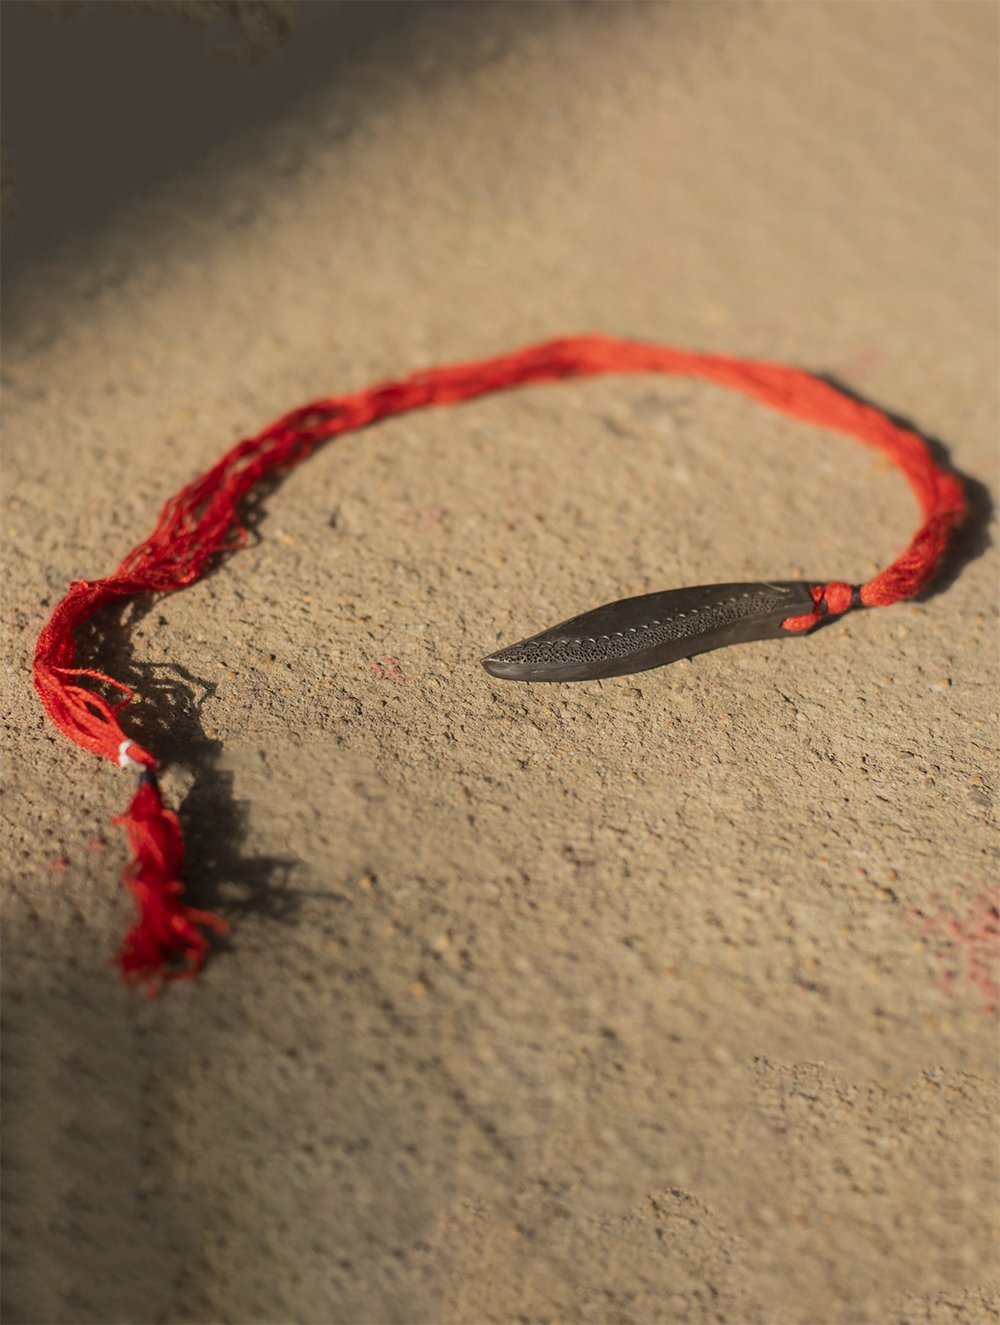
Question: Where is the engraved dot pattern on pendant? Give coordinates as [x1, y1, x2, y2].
[501, 589, 783, 668]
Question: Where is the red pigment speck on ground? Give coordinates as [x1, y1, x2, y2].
[407, 503, 447, 527]
[86, 838, 108, 852]
[49, 857, 69, 872]
[368, 657, 407, 684]
[835, 344, 883, 385]
[909, 885, 1000, 1014]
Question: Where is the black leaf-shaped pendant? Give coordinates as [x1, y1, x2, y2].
[482, 581, 816, 682]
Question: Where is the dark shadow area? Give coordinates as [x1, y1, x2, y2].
[75, 594, 303, 946]
[69, 461, 365, 957]
[818, 372, 994, 601]
[0, 0, 421, 281]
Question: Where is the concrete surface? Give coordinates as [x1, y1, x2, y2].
[2, 3, 998, 1323]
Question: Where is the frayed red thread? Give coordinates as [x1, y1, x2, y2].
[113, 778, 228, 994]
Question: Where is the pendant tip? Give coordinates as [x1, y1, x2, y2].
[481, 651, 521, 680]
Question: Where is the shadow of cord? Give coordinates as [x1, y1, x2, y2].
[818, 373, 993, 600]
[76, 598, 304, 966]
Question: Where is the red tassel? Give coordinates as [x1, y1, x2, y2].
[112, 777, 227, 993]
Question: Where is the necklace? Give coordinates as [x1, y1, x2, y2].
[33, 336, 966, 988]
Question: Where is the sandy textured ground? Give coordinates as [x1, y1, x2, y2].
[2, 3, 998, 1323]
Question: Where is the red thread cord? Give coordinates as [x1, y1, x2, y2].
[33, 336, 966, 985]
